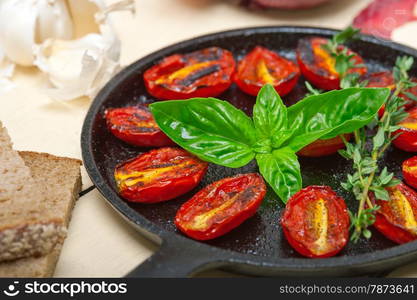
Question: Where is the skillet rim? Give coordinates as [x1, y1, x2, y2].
[81, 25, 417, 273]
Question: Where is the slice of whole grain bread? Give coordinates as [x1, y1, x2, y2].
[0, 123, 66, 262]
[0, 151, 82, 277]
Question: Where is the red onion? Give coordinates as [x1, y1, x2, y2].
[353, 0, 417, 39]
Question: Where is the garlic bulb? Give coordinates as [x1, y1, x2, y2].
[0, 0, 73, 66]
[0, 0, 135, 100]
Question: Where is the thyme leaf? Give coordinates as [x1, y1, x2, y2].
[339, 56, 414, 242]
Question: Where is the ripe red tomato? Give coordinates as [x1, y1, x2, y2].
[104, 106, 174, 147]
[114, 147, 208, 203]
[297, 134, 350, 157]
[403, 156, 417, 189]
[364, 71, 416, 117]
[233, 46, 300, 96]
[281, 186, 349, 258]
[364, 71, 396, 89]
[296, 37, 367, 90]
[175, 173, 266, 240]
[393, 107, 417, 152]
[143, 47, 235, 100]
[370, 182, 417, 244]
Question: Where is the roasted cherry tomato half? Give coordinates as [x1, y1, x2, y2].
[175, 173, 266, 240]
[114, 147, 208, 203]
[364, 71, 416, 117]
[143, 47, 235, 100]
[296, 37, 367, 90]
[370, 182, 417, 244]
[233, 46, 300, 96]
[402, 156, 417, 189]
[104, 106, 174, 147]
[281, 186, 349, 258]
[298, 134, 351, 157]
[364, 71, 396, 89]
[393, 107, 417, 152]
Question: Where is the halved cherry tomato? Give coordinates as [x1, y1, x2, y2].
[104, 106, 174, 147]
[393, 107, 417, 152]
[364, 71, 396, 89]
[298, 134, 351, 157]
[370, 182, 417, 244]
[281, 186, 349, 258]
[364, 72, 416, 117]
[175, 173, 266, 240]
[233, 46, 300, 96]
[296, 37, 367, 90]
[143, 47, 235, 100]
[114, 147, 208, 203]
[402, 156, 417, 189]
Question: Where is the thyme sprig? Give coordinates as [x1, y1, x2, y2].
[319, 27, 416, 242]
[339, 56, 415, 242]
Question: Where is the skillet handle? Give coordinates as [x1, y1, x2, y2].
[126, 240, 227, 278]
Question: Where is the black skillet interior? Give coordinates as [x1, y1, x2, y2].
[82, 26, 417, 276]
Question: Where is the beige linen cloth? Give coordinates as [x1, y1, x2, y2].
[0, 0, 416, 277]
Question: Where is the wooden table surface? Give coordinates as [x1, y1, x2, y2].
[1, 0, 417, 277]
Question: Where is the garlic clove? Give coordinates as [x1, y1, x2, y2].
[33, 25, 121, 101]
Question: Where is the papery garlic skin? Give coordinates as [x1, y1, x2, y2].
[0, 0, 73, 66]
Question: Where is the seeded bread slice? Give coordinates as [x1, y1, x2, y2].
[0, 123, 66, 262]
[0, 151, 82, 277]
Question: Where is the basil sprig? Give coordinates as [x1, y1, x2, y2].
[150, 84, 389, 203]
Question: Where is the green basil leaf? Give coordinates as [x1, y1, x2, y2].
[256, 147, 302, 203]
[253, 84, 287, 138]
[283, 87, 390, 152]
[150, 98, 257, 168]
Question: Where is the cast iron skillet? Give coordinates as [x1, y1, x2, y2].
[81, 26, 417, 277]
